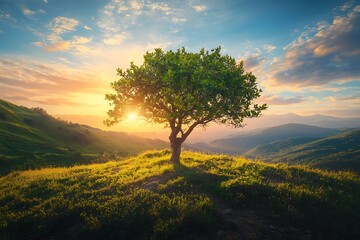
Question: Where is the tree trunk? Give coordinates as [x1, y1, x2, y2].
[170, 138, 182, 164]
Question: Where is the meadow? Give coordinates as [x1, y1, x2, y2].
[1, 150, 359, 239]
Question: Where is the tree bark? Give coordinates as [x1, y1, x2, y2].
[170, 137, 182, 164]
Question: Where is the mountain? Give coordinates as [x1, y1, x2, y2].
[242, 113, 360, 130]
[246, 129, 360, 173]
[1, 150, 359, 239]
[0, 99, 168, 175]
[189, 123, 342, 154]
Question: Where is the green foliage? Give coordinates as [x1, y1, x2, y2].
[106, 47, 266, 127]
[0, 99, 168, 175]
[1, 151, 359, 239]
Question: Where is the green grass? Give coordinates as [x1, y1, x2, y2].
[1, 150, 359, 239]
[0, 99, 168, 175]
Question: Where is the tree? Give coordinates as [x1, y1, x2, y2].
[105, 47, 267, 164]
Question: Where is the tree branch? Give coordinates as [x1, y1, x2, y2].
[180, 116, 212, 142]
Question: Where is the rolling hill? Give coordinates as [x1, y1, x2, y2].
[0, 99, 168, 175]
[188, 123, 342, 154]
[245, 129, 360, 173]
[1, 151, 359, 239]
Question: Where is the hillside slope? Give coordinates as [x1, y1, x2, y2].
[1, 151, 359, 239]
[246, 129, 360, 173]
[0, 99, 167, 174]
[192, 123, 341, 154]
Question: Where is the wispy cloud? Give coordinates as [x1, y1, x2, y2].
[103, 33, 129, 45]
[97, 0, 182, 47]
[84, 25, 92, 30]
[267, 5, 360, 88]
[0, 9, 17, 22]
[260, 95, 306, 105]
[48, 17, 79, 37]
[263, 44, 276, 53]
[32, 16, 98, 56]
[192, 5, 207, 12]
[22, 8, 36, 16]
[171, 17, 187, 23]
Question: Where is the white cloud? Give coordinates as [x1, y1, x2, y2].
[44, 0, 48, 3]
[263, 44, 276, 53]
[260, 95, 306, 105]
[192, 5, 207, 12]
[72, 36, 92, 44]
[49, 17, 79, 36]
[23, 8, 36, 16]
[32, 16, 98, 56]
[171, 17, 187, 23]
[84, 25, 92, 30]
[0, 9, 17, 22]
[103, 33, 128, 45]
[129, 0, 143, 11]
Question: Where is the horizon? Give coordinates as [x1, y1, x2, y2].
[1, 0, 360, 135]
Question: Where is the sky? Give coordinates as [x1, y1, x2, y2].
[0, 0, 360, 139]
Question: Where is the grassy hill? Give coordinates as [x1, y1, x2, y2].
[245, 129, 360, 173]
[1, 150, 359, 239]
[0, 99, 168, 175]
[194, 123, 341, 154]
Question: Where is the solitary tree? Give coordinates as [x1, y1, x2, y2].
[105, 47, 267, 164]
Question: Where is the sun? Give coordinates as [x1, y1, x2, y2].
[127, 112, 138, 120]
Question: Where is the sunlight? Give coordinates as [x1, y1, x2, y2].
[127, 112, 138, 121]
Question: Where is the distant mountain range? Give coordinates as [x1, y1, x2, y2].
[0, 99, 168, 175]
[245, 129, 360, 173]
[186, 123, 360, 173]
[187, 123, 342, 154]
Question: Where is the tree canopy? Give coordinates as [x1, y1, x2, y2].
[105, 47, 267, 163]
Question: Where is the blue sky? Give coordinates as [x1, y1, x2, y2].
[0, 0, 359, 119]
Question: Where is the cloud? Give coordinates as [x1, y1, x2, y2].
[192, 5, 207, 12]
[43, 41, 71, 51]
[0, 9, 17, 22]
[32, 17, 98, 55]
[338, 1, 354, 11]
[267, 5, 360, 88]
[84, 25, 92, 30]
[22, 8, 36, 16]
[44, 0, 48, 3]
[48, 17, 79, 37]
[240, 54, 266, 72]
[148, 2, 172, 14]
[103, 33, 128, 45]
[97, 0, 182, 48]
[261, 95, 306, 105]
[72, 36, 92, 44]
[171, 17, 187, 23]
[263, 44, 276, 53]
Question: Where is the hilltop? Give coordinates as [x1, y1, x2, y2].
[0, 99, 168, 175]
[1, 151, 359, 239]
